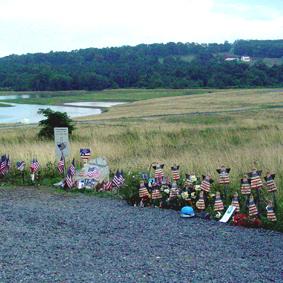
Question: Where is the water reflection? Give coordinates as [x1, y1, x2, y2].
[0, 94, 31, 100]
[0, 103, 102, 124]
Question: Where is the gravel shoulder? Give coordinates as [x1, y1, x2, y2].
[0, 187, 282, 283]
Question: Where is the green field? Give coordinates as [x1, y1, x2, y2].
[0, 88, 224, 105]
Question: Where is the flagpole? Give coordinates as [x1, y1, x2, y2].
[62, 151, 65, 176]
[22, 170, 25, 184]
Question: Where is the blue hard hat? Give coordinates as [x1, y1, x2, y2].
[180, 206, 195, 218]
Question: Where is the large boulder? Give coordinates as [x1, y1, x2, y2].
[75, 157, 110, 189]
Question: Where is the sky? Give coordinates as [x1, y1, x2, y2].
[0, 0, 283, 57]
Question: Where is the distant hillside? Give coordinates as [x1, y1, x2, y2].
[0, 40, 283, 91]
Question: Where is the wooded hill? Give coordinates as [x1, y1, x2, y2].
[1, 39, 283, 91]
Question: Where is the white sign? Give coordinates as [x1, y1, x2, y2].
[219, 205, 236, 223]
[54, 127, 70, 158]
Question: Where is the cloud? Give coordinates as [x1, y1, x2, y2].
[0, 0, 282, 57]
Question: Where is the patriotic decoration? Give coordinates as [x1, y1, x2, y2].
[184, 174, 197, 188]
[264, 173, 277, 193]
[57, 155, 65, 174]
[214, 192, 224, 211]
[0, 155, 10, 175]
[112, 170, 124, 188]
[248, 169, 263, 190]
[151, 188, 162, 200]
[248, 195, 258, 217]
[16, 161, 26, 172]
[65, 166, 74, 189]
[30, 159, 40, 174]
[169, 182, 179, 199]
[266, 200, 277, 222]
[57, 142, 66, 151]
[240, 176, 251, 195]
[231, 192, 240, 212]
[80, 148, 91, 163]
[196, 191, 205, 210]
[152, 163, 164, 181]
[102, 180, 113, 191]
[200, 175, 213, 193]
[216, 166, 230, 185]
[171, 165, 180, 181]
[87, 166, 100, 179]
[139, 181, 150, 199]
[69, 159, 75, 176]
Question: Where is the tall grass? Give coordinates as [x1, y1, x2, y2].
[1, 89, 283, 230]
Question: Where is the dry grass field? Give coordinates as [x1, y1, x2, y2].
[1, 88, 283, 228]
[1, 88, 283, 176]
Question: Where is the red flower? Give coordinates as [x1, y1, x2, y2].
[233, 213, 262, 228]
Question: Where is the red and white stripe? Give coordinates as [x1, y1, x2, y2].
[196, 194, 205, 210]
[250, 176, 263, 190]
[87, 167, 100, 179]
[267, 210, 277, 222]
[103, 181, 113, 191]
[171, 166, 180, 181]
[214, 196, 224, 211]
[30, 160, 40, 174]
[152, 189, 162, 200]
[248, 199, 258, 217]
[139, 186, 149, 198]
[231, 198, 240, 212]
[218, 173, 230, 185]
[241, 183, 251, 195]
[266, 179, 277, 193]
[65, 174, 74, 189]
[201, 180, 211, 193]
[154, 166, 164, 179]
[172, 171, 180, 181]
[57, 157, 65, 174]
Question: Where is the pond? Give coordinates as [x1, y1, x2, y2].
[0, 93, 125, 124]
[0, 103, 103, 124]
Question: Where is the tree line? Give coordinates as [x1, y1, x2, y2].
[0, 40, 283, 91]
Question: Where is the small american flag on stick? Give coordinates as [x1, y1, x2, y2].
[103, 181, 113, 191]
[0, 155, 9, 175]
[112, 170, 125, 188]
[30, 159, 40, 174]
[57, 155, 65, 174]
[16, 161, 26, 172]
[65, 167, 74, 189]
[69, 159, 75, 176]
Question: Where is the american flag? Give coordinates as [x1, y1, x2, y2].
[171, 165, 180, 181]
[69, 159, 75, 176]
[103, 181, 113, 191]
[57, 142, 66, 151]
[65, 167, 74, 189]
[16, 161, 26, 172]
[0, 155, 9, 175]
[112, 170, 125, 188]
[153, 164, 164, 179]
[57, 155, 65, 174]
[30, 159, 40, 174]
[87, 166, 100, 179]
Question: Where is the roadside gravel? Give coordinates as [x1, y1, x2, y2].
[0, 187, 282, 282]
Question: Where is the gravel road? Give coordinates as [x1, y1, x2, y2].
[0, 187, 282, 283]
